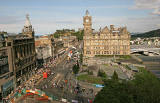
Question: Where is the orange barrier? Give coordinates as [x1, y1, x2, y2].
[36, 97, 49, 101]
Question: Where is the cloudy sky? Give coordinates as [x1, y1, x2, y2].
[0, 0, 160, 35]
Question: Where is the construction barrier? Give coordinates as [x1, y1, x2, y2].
[8, 88, 58, 103]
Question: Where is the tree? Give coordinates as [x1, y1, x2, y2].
[111, 71, 118, 80]
[80, 53, 83, 64]
[54, 33, 60, 38]
[94, 68, 160, 103]
[98, 69, 107, 78]
[72, 63, 80, 74]
[94, 79, 134, 103]
[71, 30, 84, 41]
[88, 70, 93, 75]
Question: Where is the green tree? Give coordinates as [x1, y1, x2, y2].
[111, 71, 118, 80]
[71, 30, 84, 41]
[80, 53, 83, 64]
[94, 79, 134, 103]
[54, 33, 60, 38]
[88, 70, 93, 75]
[98, 69, 107, 78]
[94, 68, 160, 103]
[72, 63, 80, 74]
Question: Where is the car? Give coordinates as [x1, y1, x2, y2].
[72, 100, 78, 103]
[61, 98, 67, 102]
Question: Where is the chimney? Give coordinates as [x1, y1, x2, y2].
[110, 25, 114, 31]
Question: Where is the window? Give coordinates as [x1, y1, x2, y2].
[86, 51, 91, 54]
[0, 52, 9, 75]
[96, 51, 100, 55]
[104, 46, 109, 50]
[10, 72, 14, 77]
[7, 42, 11, 46]
[4, 74, 9, 79]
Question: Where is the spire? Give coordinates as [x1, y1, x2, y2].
[25, 14, 31, 27]
[86, 10, 89, 16]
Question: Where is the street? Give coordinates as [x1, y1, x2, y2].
[14, 44, 94, 103]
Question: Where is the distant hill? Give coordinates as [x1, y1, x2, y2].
[131, 29, 160, 38]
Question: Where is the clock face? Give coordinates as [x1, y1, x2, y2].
[86, 19, 89, 22]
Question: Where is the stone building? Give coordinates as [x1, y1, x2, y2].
[61, 36, 77, 48]
[53, 39, 64, 57]
[0, 33, 14, 101]
[9, 14, 36, 87]
[35, 35, 55, 66]
[0, 14, 36, 101]
[83, 10, 130, 63]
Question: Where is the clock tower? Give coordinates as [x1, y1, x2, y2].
[83, 10, 92, 35]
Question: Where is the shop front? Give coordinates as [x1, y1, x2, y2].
[1, 79, 14, 100]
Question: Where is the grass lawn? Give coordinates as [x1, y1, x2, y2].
[77, 74, 104, 84]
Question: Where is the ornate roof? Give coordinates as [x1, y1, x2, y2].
[102, 26, 110, 33]
[86, 10, 89, 16]
[24, 14, 31, 27]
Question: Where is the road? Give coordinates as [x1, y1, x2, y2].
[36, 55, 91, 103]
[16, 42, 94, 103]
[35, 46, 93, 103]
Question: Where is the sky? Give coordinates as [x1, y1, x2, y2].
[0, 0, 160, 35]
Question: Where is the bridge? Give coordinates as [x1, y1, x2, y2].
[131, 48, 160, 56]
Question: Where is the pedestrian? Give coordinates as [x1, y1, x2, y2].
[45, 84, 47, 88]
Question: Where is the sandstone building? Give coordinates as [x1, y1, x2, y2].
[0, 14, 36, 101]
[35, 35, 55, 66]
[9, 14, 36, 87]
[61, 36, 77, 48]
[83, 10, 130, 62]
[0, 34, 14, 101]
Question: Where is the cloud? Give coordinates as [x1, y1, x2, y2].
[0, 16, 23, 24]
[91, 16, 160, 33]
[125, 16, 160, 32]
[132, 0, 160, 16]
[1, 15, 160, 34]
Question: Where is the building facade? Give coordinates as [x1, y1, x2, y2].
[61, 36, 77, 48]
[83, 10, 130, 60]
[0, 14, 36, 101]
[35, 35, 55, 66]
[10, 14, 36, 87]
[0, 34, 14, 101]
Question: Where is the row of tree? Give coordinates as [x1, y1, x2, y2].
[71, 30, 84, 41]
[94, 69, 160, 103]
[52, 29, 84, 41]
